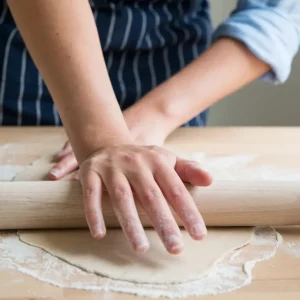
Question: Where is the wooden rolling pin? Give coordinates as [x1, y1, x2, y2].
[0, 180, 299, 229]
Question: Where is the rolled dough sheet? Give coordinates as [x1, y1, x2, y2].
[19, 227, 253, 284]
[15, 152, 253, 285]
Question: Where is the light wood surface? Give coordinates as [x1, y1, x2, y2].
[1, 180, 300, 229]
[0, 127, 300, 299]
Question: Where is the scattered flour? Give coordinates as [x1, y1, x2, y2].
[0, 149, 299, 298]
[0, 227, 281, 298]
[280, 240, 300, 259]
[0, 166, 24, 181]
[0, 144, 25, 180]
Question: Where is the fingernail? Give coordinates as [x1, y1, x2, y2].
[91, 227, 106, 239]
[135, 243, 149, 254]
[94, 231, 106, 239]
[133, 236, 149, 253]
[165, 234, 184, 253]
[191, 223, 207, 239]
[50, 168, 61, 177]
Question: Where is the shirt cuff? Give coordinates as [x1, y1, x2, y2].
[213, 8, 300, 84]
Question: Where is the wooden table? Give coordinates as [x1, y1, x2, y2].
[0, 127, 299, 300]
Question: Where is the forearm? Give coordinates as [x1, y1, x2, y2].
[128, 38, 270, 134]
[8, 0, 131, 163]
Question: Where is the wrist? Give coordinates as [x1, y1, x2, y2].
[142, 79, 190, 131]
[124, 101, 172, 145]
[67, 122, 134, 164]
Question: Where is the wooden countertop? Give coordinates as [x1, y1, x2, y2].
[0, 127, 300, 300]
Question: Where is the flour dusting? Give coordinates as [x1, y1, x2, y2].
[0, 227, 280, 298]
[0, 152, 299, 298]
[280, 239, 300, 259]
[0, 144, 25, 180]
[0, 166, 24, 181]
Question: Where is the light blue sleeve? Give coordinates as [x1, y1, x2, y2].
[213, 0, 300, 84]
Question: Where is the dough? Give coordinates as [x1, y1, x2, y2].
[19, 228, 253, 284]
[16, 152, 253, 284]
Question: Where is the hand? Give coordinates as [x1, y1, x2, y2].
[49, 141, 79, 180]
[79, 144, 212, 254]
[49, 110, 167, 180]
[49, 134, 165, 180]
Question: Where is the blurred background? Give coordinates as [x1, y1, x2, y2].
[207, 0, 300, 126]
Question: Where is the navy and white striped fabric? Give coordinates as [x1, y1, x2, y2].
[0, 0, 211, 126]
[1, 0, 300, 126]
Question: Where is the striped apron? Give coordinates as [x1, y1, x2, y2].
[0, 0, 212, 126]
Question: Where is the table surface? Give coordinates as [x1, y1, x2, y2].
[0, 127, 300, 300]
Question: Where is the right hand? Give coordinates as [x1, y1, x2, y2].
[79, 144, 212, 255]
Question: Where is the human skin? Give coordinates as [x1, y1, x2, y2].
[8, 0, 270, 254]
[8, 0, 218, 255]
[54, 38, 269, 178]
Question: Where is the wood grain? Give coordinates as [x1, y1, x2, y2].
[1, 127, 300, 299]
[0, 180, 300, 229]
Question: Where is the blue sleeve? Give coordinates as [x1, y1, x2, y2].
[213, 0, 300, 84]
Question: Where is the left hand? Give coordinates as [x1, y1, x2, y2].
[49, 110, 168, 180]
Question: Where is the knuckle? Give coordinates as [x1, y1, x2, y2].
[152, 152, 166, 166]
[83, 187, 96, 199]
[169, 185, 185, 202]
[121, 152, 141, 165]
[112, 185, 131, 201]
[143, 188, 160, 204]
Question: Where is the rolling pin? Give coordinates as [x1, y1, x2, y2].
[0, 180, 299, 229]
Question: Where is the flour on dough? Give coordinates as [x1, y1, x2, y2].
[9, 152, 292, 297]
[14, 153, 255, 285]
[19, 228, 253, 284]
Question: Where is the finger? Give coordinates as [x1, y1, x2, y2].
[103, 172, 149, 254]
[56, 141, 73, 160]
[129, 170, 184, 255]
[175, 158, 213, 186]
[61, 170, 79, 181]
[70, 170, 79, 181]
[79, 170, 106, 238]
[49, 152, 78, 180]
[154, 163, 207, 240]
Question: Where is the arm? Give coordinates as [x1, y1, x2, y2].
[124, 38, 269, 139]
[8, 0, 132, 163]
[53, 0, 300, 172]
[8, 0, 211, 255]
[125, 0, 300, 137]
